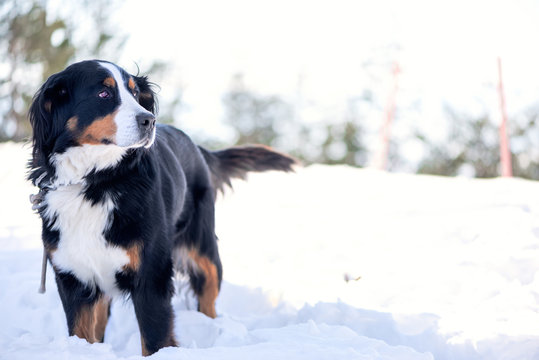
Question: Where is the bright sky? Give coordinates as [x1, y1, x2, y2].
[67, 0, 539, 164]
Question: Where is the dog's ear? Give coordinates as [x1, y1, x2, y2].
[134, 75, 157, 115]
[29, 72, 70, 164]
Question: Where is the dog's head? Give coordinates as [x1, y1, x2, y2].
[28, 60, 157, 183]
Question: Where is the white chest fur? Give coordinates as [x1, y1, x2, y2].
[44, 184, 129, 295]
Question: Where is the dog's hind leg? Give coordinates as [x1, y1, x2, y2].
[186, 248, 222, 318]
[179, 186, 223, 318]
[174, 183, 223, 318]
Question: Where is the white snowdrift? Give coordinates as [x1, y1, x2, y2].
[0, 142, 538, 360]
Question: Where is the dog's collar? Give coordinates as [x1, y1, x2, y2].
[30, 172, 84, 210]
[33, 172, 55, 192]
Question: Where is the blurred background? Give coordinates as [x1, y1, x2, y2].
[2, 0, 539, 178]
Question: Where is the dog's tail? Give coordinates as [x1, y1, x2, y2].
[199, 145, 297, 194]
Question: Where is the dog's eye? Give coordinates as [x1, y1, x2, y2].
[98, 90, 111, 99]
[132, 90, 139, 98]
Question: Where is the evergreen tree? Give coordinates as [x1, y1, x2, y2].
[222, 74, 291, 147]
[0, 0, 126, 141]
[417, 108, 500, 178]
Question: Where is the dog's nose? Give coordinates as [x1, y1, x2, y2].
[136, 112, 156, 131]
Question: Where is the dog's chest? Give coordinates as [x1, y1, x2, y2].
[44, 184, 129, 295]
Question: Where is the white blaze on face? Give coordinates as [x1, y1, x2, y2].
[98, 62, 153, 148]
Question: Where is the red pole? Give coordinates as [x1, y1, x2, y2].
[375, 62, 400, 170]
[497, 57, 513, 177]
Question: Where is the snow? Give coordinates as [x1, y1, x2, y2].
[1, 142, 539, 359]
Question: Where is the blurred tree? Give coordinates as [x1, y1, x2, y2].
[318, 99, 367, 166]
[0, 1, 74, 140]
[418, 104, 539, 180]
[222, 75, 370, 167]
[0, 0, 127, 141]
[222, 74, 291, 146]
[417, 107, 500, 178]
[507, 105, 539, 180]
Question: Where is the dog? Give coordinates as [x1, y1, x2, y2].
[27, 60, 295, 356]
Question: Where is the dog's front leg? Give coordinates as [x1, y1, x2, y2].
[55, 272, 111, 343]
[131, 259, 177, 356]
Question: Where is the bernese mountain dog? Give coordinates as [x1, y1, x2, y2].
[27, 60, 295, 356]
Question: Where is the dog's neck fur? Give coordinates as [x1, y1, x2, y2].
[41, 145, 127, 188]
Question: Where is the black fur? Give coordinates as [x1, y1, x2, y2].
[28, 60, 295, 356]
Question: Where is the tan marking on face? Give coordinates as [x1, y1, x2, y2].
[124, 243, 142, 271]
[73, 296, 111, 343]
[66, 116, 78, 132]
[44, 101, 52, 113]
[103, 77, 116, 88]
[188, 250, 219, 318]
[128, 78, 136, 91]
[78, 111, 118, 145]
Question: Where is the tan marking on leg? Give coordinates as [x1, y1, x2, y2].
[73, 296, 111, 343]
[141, 336, 150, 357]
[79, 111, 118, 145]
[188, 250, 219, 318]
[123, 243, 142, 271]
[66, 116, 78, 132]
[94, 297, 111, 343]
[128, 77, 136, 91]
[104, 77, 116, 88]
[140, 330, 177, 357]
[73, 304, 98, 343]
[166, 316, 178, 348]
[74, 305, 93, 342]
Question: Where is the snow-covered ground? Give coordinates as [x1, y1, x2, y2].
[1, 142, 538, 359]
